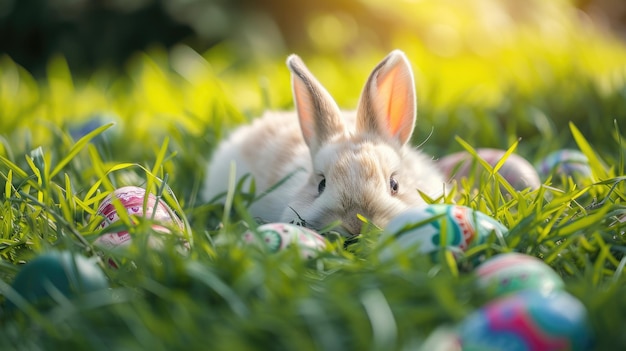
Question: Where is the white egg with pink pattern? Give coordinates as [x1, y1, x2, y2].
[242, 223, 327, 259]
[93, 186, 185, 266]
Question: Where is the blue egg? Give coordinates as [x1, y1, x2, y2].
[68, 113, 119, 142]
[536, 149, 592, 184]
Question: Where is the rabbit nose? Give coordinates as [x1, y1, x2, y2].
[341, 216, 363, 236]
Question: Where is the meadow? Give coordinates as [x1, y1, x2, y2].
[1, 0, 626, 349]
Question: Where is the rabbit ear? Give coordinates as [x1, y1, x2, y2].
[287, 54, 345, 153]
[356, 50, 416, 146]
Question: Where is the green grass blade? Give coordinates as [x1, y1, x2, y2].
[491, 139, 519, 174]
[570, 122, 609, 179]
[0, 154, 29, 179]
[4, 169, 12, 198]
[50, 122, 114, 178]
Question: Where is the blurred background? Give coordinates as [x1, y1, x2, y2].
[1, 0, 626, 166]
[1, 0, 625, 76]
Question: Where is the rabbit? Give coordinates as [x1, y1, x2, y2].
[202, 50, 445, 236]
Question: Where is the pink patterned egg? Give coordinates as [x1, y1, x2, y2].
[243, 223, 327, 259]
[93, 186, 184, 264]
[438, 148, 541, 191]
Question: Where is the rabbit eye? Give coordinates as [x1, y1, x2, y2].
[318, 178, 326, 194]
[390, 177, 399, 195]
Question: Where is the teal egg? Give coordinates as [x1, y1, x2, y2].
[380, 204, 508, 261]
[7, 251, 109, 311]
[458, 290, 593, 351]
[476, 253, 564, 298]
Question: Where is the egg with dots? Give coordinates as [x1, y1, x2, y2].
[242, 223, 327, 259]
[379, 204, 508, 262]
[438, 148, 541, 192]
[476, 252, 564, 299]
[457, 290, 594, 351]
[93, 186, 185, 264]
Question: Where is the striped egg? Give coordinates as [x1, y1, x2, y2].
[476, 252, 564, 298]
[379, 204, 508, 261]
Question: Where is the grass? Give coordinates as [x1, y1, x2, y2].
[1, 2, 626, 349]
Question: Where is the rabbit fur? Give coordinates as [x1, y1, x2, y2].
[202, 50, 445, 236]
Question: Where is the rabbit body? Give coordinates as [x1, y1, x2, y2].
[203, 111, 311, 222]
[202, 50, 445, 235]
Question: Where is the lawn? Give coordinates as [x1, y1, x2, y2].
[1, 1, 626, 350]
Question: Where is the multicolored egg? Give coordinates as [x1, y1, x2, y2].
[379, 204, 508, 260]
[243, 223, 327, 259]
[536, 149, 592, 184]
[93, 186, 185, 265]
[6, 251, 109, 311]
[476, 253, 564, 299]
[438, 148, 541, 191]
[457, 290, 593, 351]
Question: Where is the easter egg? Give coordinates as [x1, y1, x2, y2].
[7, 251, 109, 311]
[536, 149, 592, 184]
[476, 253, 564, 298]
[94, 186, 185, 265]
[457, 290, 593, 351]
[243, 223, 327, 259]
[380, 204, 508, 261]
[438, 148, 541, 191]
[69, 113, 120, 142]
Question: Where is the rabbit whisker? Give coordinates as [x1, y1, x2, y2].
[287, 206, 309, 228]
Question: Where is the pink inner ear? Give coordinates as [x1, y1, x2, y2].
[374, 60, 415, 144]
[292, 76, 316, 145]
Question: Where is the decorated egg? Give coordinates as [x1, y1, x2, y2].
[379, 204, 508, 261]
[457, 290, 593, 351]
[69, 113, 120, 142]
[438, 148, 541, 191]
[94, 186, 185, 265]
[536, 149, 592, 184]
[242, 223, 327, 259]
[476, 253, 564, 298]
[6, 251, 109, 311]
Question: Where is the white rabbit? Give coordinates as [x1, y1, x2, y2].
[202, 50, 445, 236]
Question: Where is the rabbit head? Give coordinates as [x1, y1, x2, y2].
[280, 50, 443, 236]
